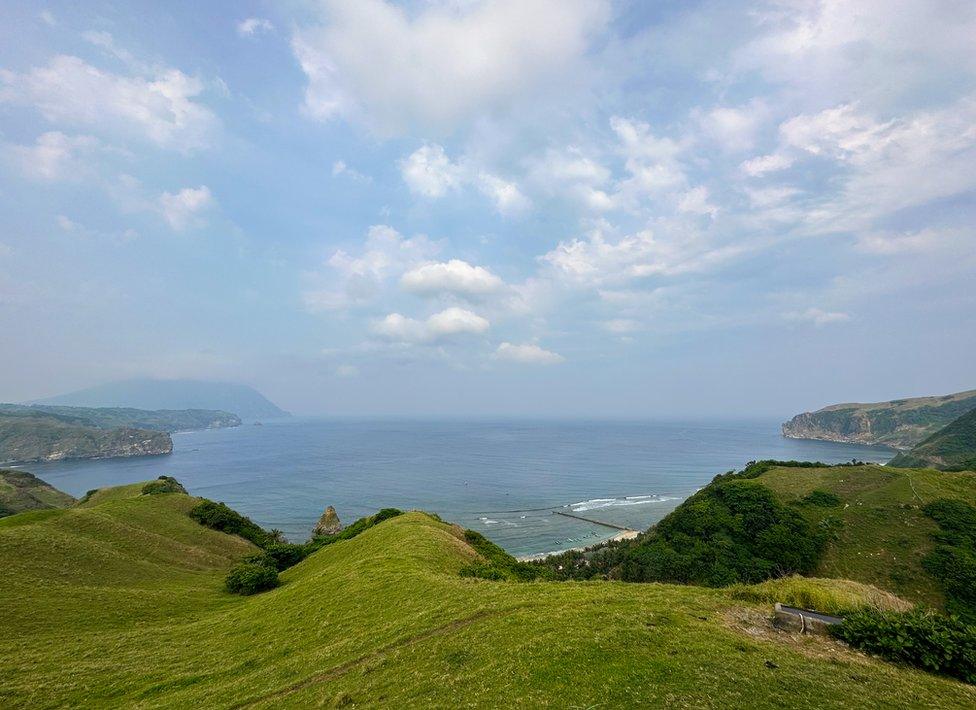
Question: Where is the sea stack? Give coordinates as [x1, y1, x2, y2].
[313, 505, 342, 536]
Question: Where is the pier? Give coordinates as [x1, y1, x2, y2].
[553, 510, 634, 531]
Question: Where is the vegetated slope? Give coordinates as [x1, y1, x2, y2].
[0, 402, 241, 432]
[1, 488, 973, 708]
[753, 464, 976, 607]
[36, 378, 289, 420]
[0, 469, 75, 517]
[889, 409, 976, 471]
[782, 389, 976, 449]
[0, 412, 172, 464]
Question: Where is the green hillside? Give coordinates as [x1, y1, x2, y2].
[889, 409, 976, 471]
[0, 469, 75, 517]
[782, 389, 976, 448]
[0, 402, 241, 432]
[1, 484, 974, 708]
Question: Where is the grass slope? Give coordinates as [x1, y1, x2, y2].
[1, 488, 974, 708]
[755, 464, 976, 606]
[889, 409, 976, 471]
[0, 469, 75, 517]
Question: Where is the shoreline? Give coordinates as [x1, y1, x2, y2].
[516, 529, 639, 562]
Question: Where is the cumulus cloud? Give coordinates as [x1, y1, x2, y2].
[158, 186, 214, 230]
[400, 259, 504, 297]
[677, 186, 718, 218]
[740, 152, 793, 176]
[237, 18, 274, 37]
[399, 143, 528, 215]
[372, 307, 489, 343]
[292, 0, 608, 133]
[5, 131, 100, 181]
[303, 225, 439, 312]
[494, 342, 564, 365]
[0, 54, 218, 151]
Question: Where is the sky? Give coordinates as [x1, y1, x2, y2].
[0, 0, 974, 418]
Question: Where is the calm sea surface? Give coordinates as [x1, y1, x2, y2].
[27, 419, 894, 557]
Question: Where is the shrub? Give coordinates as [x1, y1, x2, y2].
[189, 500, 274, 548]
[800, 490, 842, 508]
[225, 562, 279, 595]
[459, 529, 550, 581]
[730, 576, 911, 615]
[141, 476, 187, 496]
[921, 499, 976, 623]
[830, 608, 976, 684]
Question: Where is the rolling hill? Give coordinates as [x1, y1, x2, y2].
[0, 469, 75, 517]
[889, 409, 976, 471]
[36, 378, 289, 421]
[0, 413, 172, 464]
[0, 480, 974, 707]
[782, 389, 976, 449]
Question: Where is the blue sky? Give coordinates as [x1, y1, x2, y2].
[1, 0, 974, 417]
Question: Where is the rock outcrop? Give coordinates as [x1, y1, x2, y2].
[313, 506, 342, 537]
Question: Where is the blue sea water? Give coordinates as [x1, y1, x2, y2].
[26, 419, 894, 557]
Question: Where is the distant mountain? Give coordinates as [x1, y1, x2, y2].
[36, 379, 289, 421]
[889, 409, 976, 471]
[782, 389, 976, 449]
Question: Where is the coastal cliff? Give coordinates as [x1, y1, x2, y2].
[0, 415, 173, 464]
[782, 389, 976, 449]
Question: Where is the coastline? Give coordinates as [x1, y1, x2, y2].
[516, 529, 639, 562]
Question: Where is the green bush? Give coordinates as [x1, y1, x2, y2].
[141, 476, 188, 496]
[922, 499, 976, 622]
[189, 500, 274, 548]
[458, 529, 549, 581]
[830, 608, 976, 684]
[800, 490, 842, 508]
[225, 561, 279, 595]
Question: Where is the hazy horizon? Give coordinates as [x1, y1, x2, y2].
[1, 1, 974, 418]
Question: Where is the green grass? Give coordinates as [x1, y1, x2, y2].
[1, 488, 975, 707]
[755, 464, 976, 606]
[890, 408, 976, 471]
[0, 469, 75, 517]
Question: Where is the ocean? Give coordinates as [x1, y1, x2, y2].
[26, 418, 894, 557]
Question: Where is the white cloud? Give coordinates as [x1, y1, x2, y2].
[399, 143, 528, 215]
[0, 54, 218, 151]
[158, 186, 214, 231]
[372, 307, 489, 343]
[854, 228, 950, 255]
[526, 147, 614, 212]
[237, 18, 274, 37]
[494, 342, 564, 365]
[740, 152, 793, 176]
[292, 0, 608, 133]
[5, 131, 99, 181]
[304, 225, 439, 312]
[677, 186, 718, 218]
[788, 307, 851, 327]
[603, 319, 639, 334]
[695, 101, 768, 153]
[39, 10, 55, 26]
[335, 364, 359, 377]
[401, 259, 504, 297]
[400, 144, 464, 197]
[331, 159, 370, 182]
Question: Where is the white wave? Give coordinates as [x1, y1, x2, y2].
[570, 494, 678, 512]
[479, 517, 499, 525]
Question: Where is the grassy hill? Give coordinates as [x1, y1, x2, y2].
[0, 402, 241, 432]
[1, 483, 974, 707]
[782, 389, 976, 449]
[0, 469, 75, 517]
[889, 409, 976, 471]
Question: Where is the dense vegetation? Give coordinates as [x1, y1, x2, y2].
[0, 469, 75, 517]
[921, 499, 976, 622]
[535, 461, 845, 584]
[3, 486, 973, 707]
[141, 476, 188, 495]
[890, 408, 976, 471]
[831, 608, 976, 684]
[459, 529, 551, 581]
[782, 389, 976, 448]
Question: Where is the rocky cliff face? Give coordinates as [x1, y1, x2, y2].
[782, 389, 976, 450]
[0, 416, 173, 464]
[313, 505, 342, 536]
